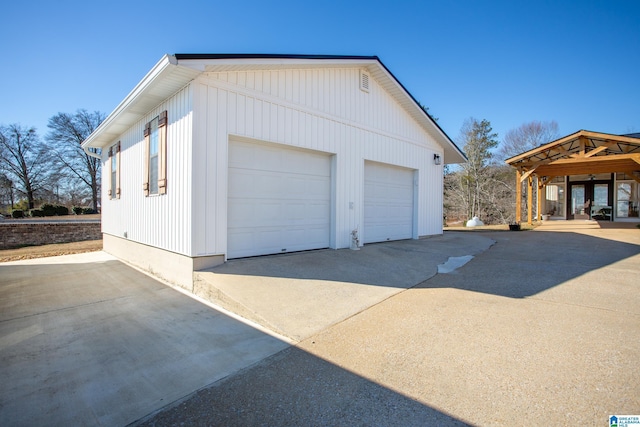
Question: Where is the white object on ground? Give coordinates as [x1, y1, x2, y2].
[466, 216, 485, 227]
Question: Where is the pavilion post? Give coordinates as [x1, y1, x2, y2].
[537, 177, 543, 221]
[527, 175, 533, 225]
[515, 169, 522, 223]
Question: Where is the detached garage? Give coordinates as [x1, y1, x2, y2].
[81, 54, 466, 289]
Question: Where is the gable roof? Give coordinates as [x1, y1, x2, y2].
[82, 54, 466, 164]
[505, 130, 640, 178]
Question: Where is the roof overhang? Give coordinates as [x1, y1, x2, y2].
[82, 54, 466, 164]
[505, 130, 640, 180]
[81, 55, 201, 152]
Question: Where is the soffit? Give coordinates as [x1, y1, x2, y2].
[82, 55, 201, 150]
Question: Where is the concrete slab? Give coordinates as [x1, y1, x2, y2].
[142, 225, 640, 426]
[194, 232, 496, 341]
[0, 252, 288, 426]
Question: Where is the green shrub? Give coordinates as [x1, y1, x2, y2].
[82, 208, 97, 214]
[72, 206, 83, 215]
[40, 203, 56, 216]
[55, 205, 69, 216]
[30, 209, 45, 217]
[12, 210, 24, 218]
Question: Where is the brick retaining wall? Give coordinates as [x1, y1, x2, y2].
[0, 222, 102, 250]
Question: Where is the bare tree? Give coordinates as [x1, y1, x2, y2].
[0, 173, 15, 211]
[498, 121, 560, 218]
[0, 125, 51, 209]
[498, 120, 559, 161]
[46, 110, 105, 210]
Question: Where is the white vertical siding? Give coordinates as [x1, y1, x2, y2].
[102, 84, 194, 256]
[191, 67, 445, 256]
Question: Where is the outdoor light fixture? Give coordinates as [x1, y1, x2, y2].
[433, 154, 442, 165]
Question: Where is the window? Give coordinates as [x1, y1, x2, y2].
[545, 183, 564, 216]
[616, 181, 639, 218]
[149, 117, 159, 195]
[108, 142, 120, 199]
[144, 111, 167, 196]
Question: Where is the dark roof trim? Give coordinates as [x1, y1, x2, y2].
[373, 58, 466, 161]
[174, 53, 466, 161]
[174, 53, 380, 61]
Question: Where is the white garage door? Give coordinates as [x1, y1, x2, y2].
[228, 140, 331, 259]
[364, 161, 414, 244]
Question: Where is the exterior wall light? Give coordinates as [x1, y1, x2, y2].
[434, 154, 442, 165]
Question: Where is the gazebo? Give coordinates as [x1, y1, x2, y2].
[505, 130, 640, 224]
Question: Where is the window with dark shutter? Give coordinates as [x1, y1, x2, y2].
[108, 147, 113, 198]
[143, 122, 151, 196]
[115, 142, 121, 198]
[158, 110, 167, 195]
[143, 110, 167, 196]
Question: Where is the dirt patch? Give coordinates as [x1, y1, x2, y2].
[0, 240, 103, 262]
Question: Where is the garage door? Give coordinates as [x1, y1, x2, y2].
[228, 140, 331, 259]
[364, 161, 414, 244]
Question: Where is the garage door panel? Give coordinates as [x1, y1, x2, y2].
[308, 201, 331, 220]
[364, 162, 414, 244]
[228, 140, 331, 258]
[228, 201, 256, 226]
[227, 231, 254, 255]
[390, 205, 412, 217]
[306, 177, 330, 197]
[285, 177, 307, 195]
[285, 151, 328, 176]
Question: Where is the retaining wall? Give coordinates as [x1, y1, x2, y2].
[0, 222, 102, 250]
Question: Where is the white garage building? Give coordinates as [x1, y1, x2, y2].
[82, 54, 466, 289]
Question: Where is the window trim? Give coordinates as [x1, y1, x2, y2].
[143, 110, 167, 196]
[108, 142, 121, 199]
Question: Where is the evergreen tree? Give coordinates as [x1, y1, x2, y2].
[459, 118, 499, 220]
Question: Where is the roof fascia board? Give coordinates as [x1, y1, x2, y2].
[174, 53, 380, 61]
[506, 130, 640, 165]
[372, 59, 466, 163]
[176, 56, 379, 72]
[505, 130, 583, 165]
[82, 54, 178, 150]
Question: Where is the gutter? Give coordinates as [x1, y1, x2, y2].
[84, 145, 102, 159]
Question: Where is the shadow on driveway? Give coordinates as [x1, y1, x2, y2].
[138, 346, 469, 426]
[417, 230, 640, 299]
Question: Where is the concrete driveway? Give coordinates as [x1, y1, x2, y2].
[0, 252, 288, 426]
[2, 222, 639, 426]
[142, 222, 640, 426]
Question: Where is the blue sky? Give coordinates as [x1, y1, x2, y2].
[1, 0, 638, 147]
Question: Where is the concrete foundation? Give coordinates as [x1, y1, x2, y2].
[103, 234, 224, 290]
